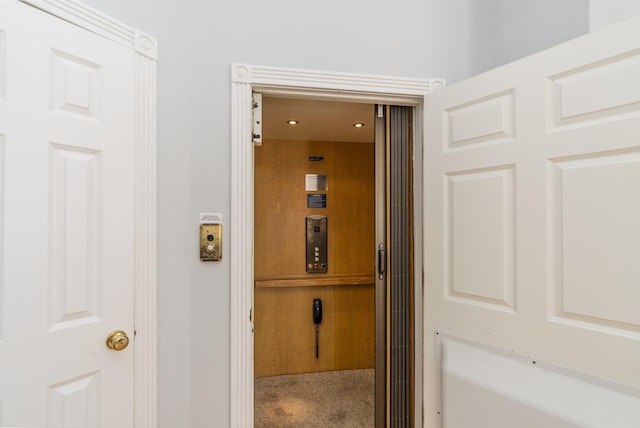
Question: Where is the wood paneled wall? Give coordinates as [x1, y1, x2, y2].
[254, 284, 374, 377]
[254, 140, 375, 377]
[254, 140, 374, 278]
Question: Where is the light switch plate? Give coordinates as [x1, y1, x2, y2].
[200, 224, 222, 261]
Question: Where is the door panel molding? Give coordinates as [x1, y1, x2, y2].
[15, 1, 158, 426]
[230, 63, 443, 427]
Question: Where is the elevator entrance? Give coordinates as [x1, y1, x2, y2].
[253, 97, 417, 427]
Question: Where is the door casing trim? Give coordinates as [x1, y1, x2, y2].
[230, 62, 443, 427]
[17, 1, 159, 426]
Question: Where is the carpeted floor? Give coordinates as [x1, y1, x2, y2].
[255, 368, 374, 427]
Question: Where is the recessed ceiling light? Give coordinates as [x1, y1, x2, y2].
[353, 122, 365, 128]
[286, 120, 299, 125]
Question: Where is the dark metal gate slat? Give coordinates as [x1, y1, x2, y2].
[389, 106, 411, 427]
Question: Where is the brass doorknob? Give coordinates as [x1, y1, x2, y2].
[106, 330, 130, 351]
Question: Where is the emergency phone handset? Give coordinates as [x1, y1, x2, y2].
[313, 299, 322, 359]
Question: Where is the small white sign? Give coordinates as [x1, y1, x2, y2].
[200, 212, 223, 224]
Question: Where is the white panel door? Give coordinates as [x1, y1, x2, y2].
[0, 2, 135, 427]
[424, 15, 640, 427]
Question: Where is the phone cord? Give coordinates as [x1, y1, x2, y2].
[315, 324, 319, 359]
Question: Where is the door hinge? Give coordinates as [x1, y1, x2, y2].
[252, 92, 262, 146]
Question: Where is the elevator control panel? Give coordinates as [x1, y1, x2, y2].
[306, 215, 327, 273]
[200, 223, 222, 261]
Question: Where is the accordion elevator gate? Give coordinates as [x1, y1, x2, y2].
[376, 105, 414, 428]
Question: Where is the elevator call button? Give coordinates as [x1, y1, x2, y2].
[306, 215, 327, 273]
[200, 224, 222, 261]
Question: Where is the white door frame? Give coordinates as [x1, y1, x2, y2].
[17, 1, 158, 426]
[229, 62, 444, 427]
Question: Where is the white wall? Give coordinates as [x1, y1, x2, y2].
[491, 0, 590, 67]
[590, 0, 640, 30]
[490, 0, 640, 68]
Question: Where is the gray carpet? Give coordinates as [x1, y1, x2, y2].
[255, 369, 375, 427]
